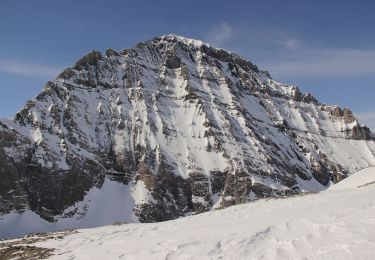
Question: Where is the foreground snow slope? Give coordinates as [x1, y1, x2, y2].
[26, 167, 375, 260]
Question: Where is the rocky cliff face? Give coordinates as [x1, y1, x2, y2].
[1, 35, 374, 225]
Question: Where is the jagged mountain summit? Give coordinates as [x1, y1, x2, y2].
[0, 34, 374, 237]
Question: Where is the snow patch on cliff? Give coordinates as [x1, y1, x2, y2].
[0, 178, 138, 239]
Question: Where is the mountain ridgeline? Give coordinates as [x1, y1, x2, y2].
[0, 35, 374, 226]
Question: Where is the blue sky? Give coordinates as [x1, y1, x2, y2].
[0, 0, 374, 128]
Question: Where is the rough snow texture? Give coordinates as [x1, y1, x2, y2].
[6, 166, 375, 260]
[0, 35, 374, 236]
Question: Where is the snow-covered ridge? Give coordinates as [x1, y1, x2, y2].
[330, 166, 375, 190]
[160, 34, 209, 49]
[0, 35, 374, 237]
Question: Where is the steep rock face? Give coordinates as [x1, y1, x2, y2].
[1, 35, 374, 225]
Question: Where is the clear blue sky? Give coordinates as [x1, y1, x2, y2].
[0, 0, 374, 128]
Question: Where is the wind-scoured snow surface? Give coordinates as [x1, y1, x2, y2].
[16, 166, 375, 260]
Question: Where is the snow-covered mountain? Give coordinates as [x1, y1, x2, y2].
[0, 35, 374, 237]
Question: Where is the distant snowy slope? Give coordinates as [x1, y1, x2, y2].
[330, 166, 375, 190]
[0, 178, 138, 239]
[14, 167, 374, 260]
